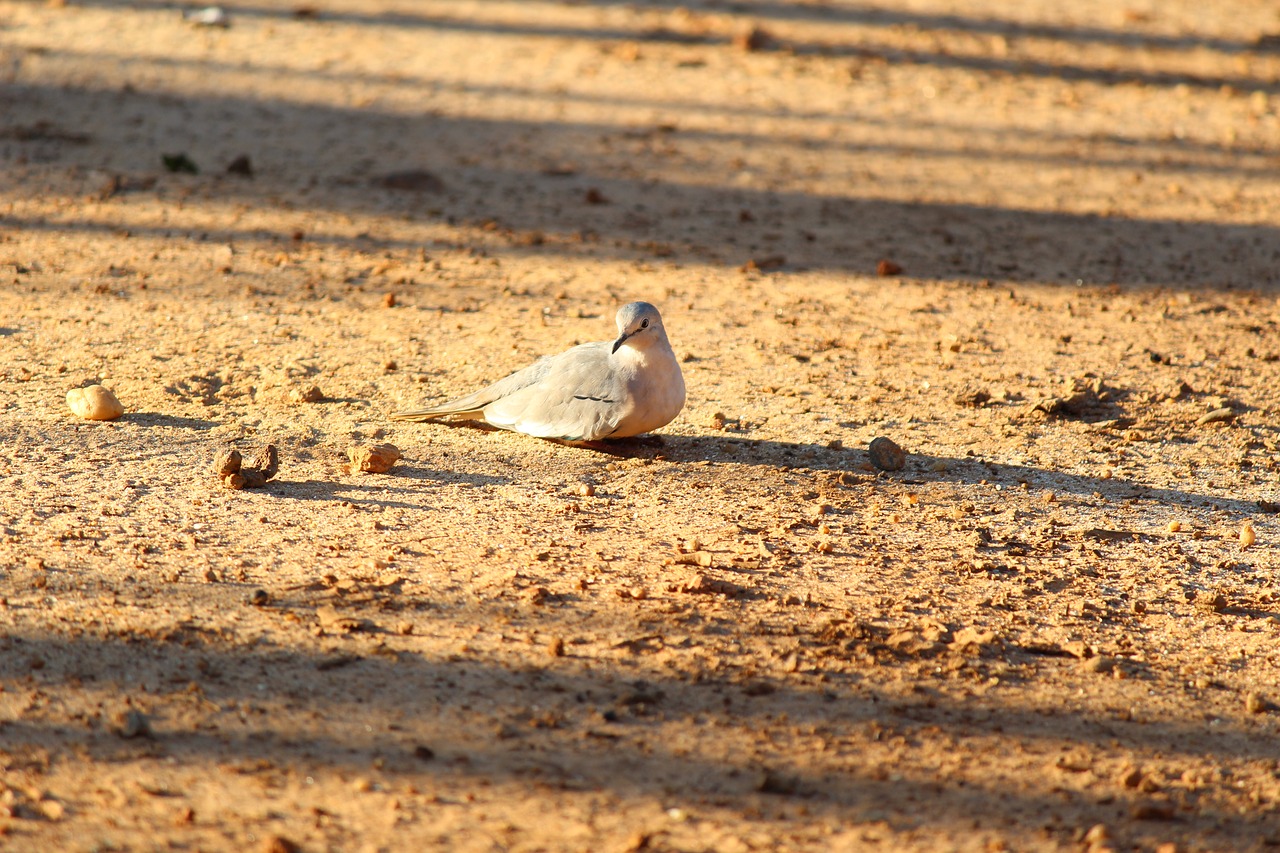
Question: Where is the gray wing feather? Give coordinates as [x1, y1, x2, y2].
[389, 356, 556, 421]
[482, 343, 627, 441]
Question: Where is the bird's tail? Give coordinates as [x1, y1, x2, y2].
[389, 408, 440, 422]
[389, 388, 495, 421]
[389, 403, 484, 422]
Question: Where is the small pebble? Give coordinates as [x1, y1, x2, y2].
[290, 384, 324, 404]
[1239, 523, 1256, 548]
[1131, 801, 1175, 821]
[1084, 655, 1115, 674]
[577, 483, 595, 497]
[868, 436, 906, 471]
[213, 448, 242, 477]
[756, 768, 800, 795]
[38, 800, 65, 821]
[734, 25, 773, 52]
[349, 443, 402, 474]
[1245, 692, 1269, 714]
[67, 384, 124, 420]
[1200, 592, 1228, 613]
[1195, 407, 1235, 426]
[1166, 520, 1182, 533]
[1084, 824, 1111, 845]
[116, 708, 153, 739]
[548, 637, 565, 657]
[184, 6, 230, 27]
[260, 836, 300, 853]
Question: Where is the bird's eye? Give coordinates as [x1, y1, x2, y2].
[640, 318, 650, 329]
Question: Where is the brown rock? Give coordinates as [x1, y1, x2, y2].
[221, 445, 278, 489]
[1083, 824, 1110, 846]
[212, 448, 242, 477]
[1195, 407, 1235, 426]
[290, 384, 324, 403]
[756, 768, 799, 794]
[1131, 801, 1175, 821]
[37, 799, 65, 821]
[261, 835, 301, 853]
[868, 436, 906, 471]
[1083, 655, 1115, 674]
[66, 385, 125, 420]
[740, 255, 786, 273]
[734, 26, 774, 52]
[246, 445, 279, 479]
[349, 443, 402, 474]
[114, 708, 154, 739]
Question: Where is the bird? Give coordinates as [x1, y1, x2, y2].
[390, 302, 685, 442]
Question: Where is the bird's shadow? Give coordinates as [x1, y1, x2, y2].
[595, 433, 1270, 517]
[387, 420, 1268, 516]
[264, 464, 509, 509]
[402, 418, 500, 434]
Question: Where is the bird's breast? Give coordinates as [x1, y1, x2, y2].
[610, 345, 685, 437]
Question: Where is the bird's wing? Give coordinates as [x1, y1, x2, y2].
[388, 355, 556, 421]
[482, 342, 632, 441]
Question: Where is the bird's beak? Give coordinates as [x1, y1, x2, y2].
[611, 332, 630, 354]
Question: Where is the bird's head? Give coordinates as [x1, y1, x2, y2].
[611, 302, 666, 354]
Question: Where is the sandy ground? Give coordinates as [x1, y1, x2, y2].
[3, 1, 1280, 850]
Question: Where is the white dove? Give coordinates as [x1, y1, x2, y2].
[390, 302, 685, 442]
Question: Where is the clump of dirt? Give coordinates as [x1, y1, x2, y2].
[214, 445, 279, 489]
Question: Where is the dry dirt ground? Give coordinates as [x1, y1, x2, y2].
[3, 1, 1280, 851]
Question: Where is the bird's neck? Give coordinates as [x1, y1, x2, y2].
[614, 337, 670, 366]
